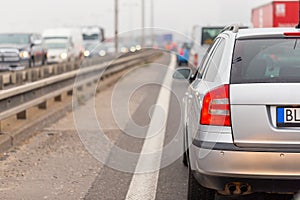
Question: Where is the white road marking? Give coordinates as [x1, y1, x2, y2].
[125, 55, 176, 200]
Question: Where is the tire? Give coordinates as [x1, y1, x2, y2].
[188, 167, 215, 200]
[183, 150, 188, 167]
[182, 131, 188, 166]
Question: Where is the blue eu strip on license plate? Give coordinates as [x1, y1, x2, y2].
[277, 107, 300, 127]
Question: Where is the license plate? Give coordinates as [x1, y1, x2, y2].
[277, 107, 300, 127]
[4, 57, 19, 62]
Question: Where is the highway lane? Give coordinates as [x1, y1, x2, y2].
[0, 52, 190, 200]
[84, 52, 189, 200]
[0, 52, 295, 200]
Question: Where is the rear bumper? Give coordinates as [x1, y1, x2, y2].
[190, 141, 300, 193]
[192, 170, 300, 193]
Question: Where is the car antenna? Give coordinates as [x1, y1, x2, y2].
[296, 0, 300, 28]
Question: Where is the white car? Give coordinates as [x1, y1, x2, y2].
[45, 39, 74, 63]
[174, 25, 300, 199]
[43, 28, 84, 63]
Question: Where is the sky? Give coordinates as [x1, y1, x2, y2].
[0, 0, 273, 37]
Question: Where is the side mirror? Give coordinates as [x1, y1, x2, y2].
[172, 67, 192, 80]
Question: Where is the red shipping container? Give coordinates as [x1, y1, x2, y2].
[252, 1, 299, 28]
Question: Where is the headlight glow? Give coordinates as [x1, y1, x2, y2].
[84, 50, 90, 57]
[136, 45, 142, 51]
[121, 47, 128, 53]
[99, 50, 106, 57]
[130, 46, 136, 52]
[60, 52, 68, 59]
[19, 51, 30, 59]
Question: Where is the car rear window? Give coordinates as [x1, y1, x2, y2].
[231, 38, 300, 84]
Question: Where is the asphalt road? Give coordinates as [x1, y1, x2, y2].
[0, 53, 297, 200]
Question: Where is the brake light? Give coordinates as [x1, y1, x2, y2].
[179, 48, 184, 56]
[283, 32, 300, 37]
[194, 53, 198, 67]
[200, 84, 231, 126]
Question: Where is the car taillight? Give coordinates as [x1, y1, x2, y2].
[194, 53, 198, 67]
[179, 48, 184, 56]
[283, 32, 300, 37]
[200, 84, 231, 126]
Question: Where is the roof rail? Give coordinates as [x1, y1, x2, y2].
[221, 24, 239, 33]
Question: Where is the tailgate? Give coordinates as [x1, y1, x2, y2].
[230, 83, 300, 148]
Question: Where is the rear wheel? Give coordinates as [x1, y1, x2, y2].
[188, 167, 215, 200]
[182, 150, 188, 167]
[183, 124, 188, 167]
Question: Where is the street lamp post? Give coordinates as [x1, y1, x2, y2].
[151, 0, 154, 46]
[115, 0, 119, 53]
[141, 0, 145, 47]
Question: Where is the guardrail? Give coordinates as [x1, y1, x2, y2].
[0, 53, 117, 90]
[0, 49, 159, 122]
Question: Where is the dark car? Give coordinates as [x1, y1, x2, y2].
[0, 33, 47, 71]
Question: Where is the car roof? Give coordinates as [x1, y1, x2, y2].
[232, 27, 300, 39]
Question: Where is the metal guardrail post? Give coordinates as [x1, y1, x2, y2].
[0, 75, 3, 90]
[53, 65, 58, 75]
[38, 101, 47, 109]
[67, 90, 73, 96]
[54, 95, 62, 102]
[17, 111, 27, 120]
[43, 67, 50, 78]
[31, 69, 39, 82]
[10, 72, 17, 85]
[16, 72, 23, 85]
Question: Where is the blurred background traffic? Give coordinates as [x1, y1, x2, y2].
[0, 0, 299, 71]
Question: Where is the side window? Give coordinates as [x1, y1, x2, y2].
[197, 38, 221, 78]
[203, 38, 226, 82]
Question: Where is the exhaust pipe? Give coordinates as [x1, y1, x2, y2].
[228, 183, 237, 194]
[223, 182, 251, 195]
[240, 184, 249, 194]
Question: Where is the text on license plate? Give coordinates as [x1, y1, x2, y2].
[277, 107, 300, 126]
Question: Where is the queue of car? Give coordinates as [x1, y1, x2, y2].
[174, 25, 300, 199]
[0, 26, 116, 71]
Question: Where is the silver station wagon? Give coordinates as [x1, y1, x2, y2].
[174, 25, 300, 199]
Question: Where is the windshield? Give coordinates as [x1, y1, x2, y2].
[0, 34, 30, 44]
[201, 27, 223, 45]
[231, 38, 300, 84]
[46, 43, 67, 49]
[83, 34, 99, 41]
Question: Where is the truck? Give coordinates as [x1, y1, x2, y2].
[188, 26, 224, 67]
[0, 33, 47, 70]
[82, 26, 105, 44]
[81, 26, 105, 57]
[42, 28, 84, 63]
[252, 0, 299, 28]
